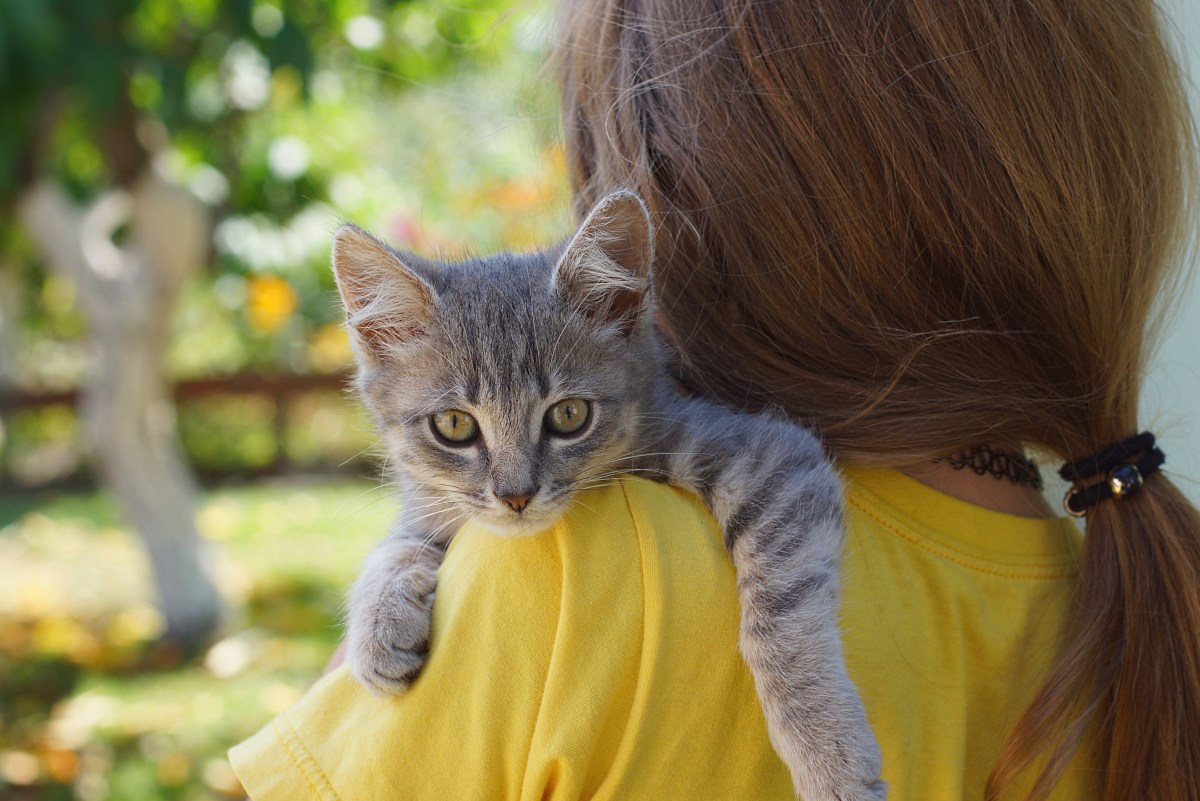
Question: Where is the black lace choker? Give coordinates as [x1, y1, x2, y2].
[937, 445, 1044, 491]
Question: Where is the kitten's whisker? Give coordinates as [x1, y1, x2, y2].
[338, 443, 380, 469]
[570, 482, 627, 496]
[578, 467, 665, 478]
[398, 494, 462, 504]
[337, 483, 404, 520]
[399, 499, 459, 514]
[399, 503, 462, 527]
[612, 449, 703, 460]
[413, 514, 465, 561]
[564, 496, 602, 519]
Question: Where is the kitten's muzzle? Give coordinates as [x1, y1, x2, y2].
[496, 488, 537, 514]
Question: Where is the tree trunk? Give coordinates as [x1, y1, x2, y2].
[19, 173, 222, 647]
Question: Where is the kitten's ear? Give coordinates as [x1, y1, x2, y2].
[553, 189, 654, 334]
[331, 224, 437, 361]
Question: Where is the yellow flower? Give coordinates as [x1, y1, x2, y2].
[246, 275, 298, 333]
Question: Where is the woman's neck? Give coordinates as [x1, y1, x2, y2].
[900, 459, 1058, 519]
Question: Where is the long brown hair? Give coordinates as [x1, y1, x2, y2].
[555, 0, 1200, 798]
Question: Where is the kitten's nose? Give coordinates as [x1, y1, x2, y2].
[497, 489, 537, 514]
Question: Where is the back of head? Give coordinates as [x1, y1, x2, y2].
[555, 0, 1200, 798]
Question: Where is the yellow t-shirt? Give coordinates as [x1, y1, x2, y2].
[230, 469, 1096, 800]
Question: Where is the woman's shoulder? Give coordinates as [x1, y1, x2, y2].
[442, 476, 731, 618]
[231, 477, 792, 801]
[437, 476, 747, 695]
[445, 476, 790, 798]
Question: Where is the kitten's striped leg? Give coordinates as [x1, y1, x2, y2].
[662, 406, 886, 801]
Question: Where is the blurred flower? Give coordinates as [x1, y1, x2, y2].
[189, 163, 231, 205]
[267, 136, 311, 181]
[204, 634, 255, 678]
[489, 176, 547, 210]
[32, 615, 88, 657]
[215, 205, 334, 272]
[345, 16, 385, 50]
[0, 750, 39, 785]
[42, 747, 82, 783]
[223, 41, 271, 111]
[246, 275, 298, 333]
[105, 605, 165, 648]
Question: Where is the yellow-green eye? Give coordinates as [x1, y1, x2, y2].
[431, 409, 479, 444]
[545, 398, 590, 436]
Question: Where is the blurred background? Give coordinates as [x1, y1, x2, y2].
[0, 1, 1197, 799]
[0, 1, 567, 798]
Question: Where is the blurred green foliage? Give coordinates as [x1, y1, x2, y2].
[0, 0, 546, 198]
[0, 0, 570, 484]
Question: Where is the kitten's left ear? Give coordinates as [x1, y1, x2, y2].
[553, 189, 654, 334]
[331, 224, 438, 362]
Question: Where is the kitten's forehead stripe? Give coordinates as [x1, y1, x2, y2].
[440, 254, 569, 408]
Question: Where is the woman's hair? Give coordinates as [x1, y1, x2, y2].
[555, 0, 1200, 798]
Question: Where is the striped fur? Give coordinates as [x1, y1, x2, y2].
[332, 191, 885, 800]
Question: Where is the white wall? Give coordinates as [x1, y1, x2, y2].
[1148, 0, 1200, 505]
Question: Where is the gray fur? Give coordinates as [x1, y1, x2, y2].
[333, 191, 885, 801]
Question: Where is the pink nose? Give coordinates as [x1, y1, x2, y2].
[497, 492, 535, 513]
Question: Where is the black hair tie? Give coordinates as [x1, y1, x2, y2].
[1060, 432, 1165, 517]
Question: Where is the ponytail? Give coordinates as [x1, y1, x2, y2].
[989, 467, 1200, 801]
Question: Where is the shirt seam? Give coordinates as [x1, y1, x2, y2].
[273, 713, 344, 801]
[846, 493, 1077, 580]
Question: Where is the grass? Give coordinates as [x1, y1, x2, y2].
[0, 478, 395, 801]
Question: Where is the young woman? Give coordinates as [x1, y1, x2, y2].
[231, 1, 1200, 799]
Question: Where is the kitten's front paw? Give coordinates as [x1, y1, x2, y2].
[765, 683, 885, 801]
[347, 566, 437, 696]
[799, 723, 886, 801]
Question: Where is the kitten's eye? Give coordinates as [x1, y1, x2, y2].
[545, 398, 590, 436]
[431, 409, 479, 444]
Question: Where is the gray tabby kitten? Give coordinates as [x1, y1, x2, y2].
[332, 190, 885, 801]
